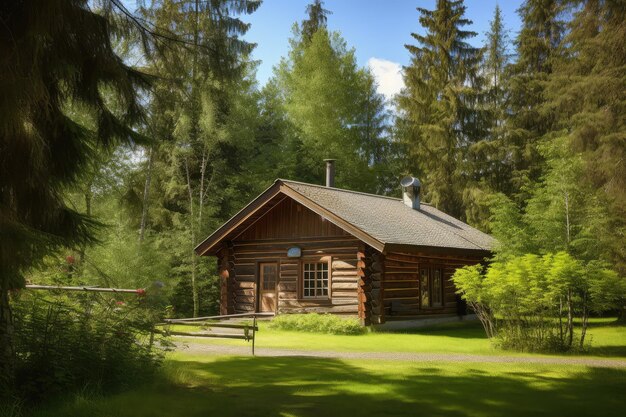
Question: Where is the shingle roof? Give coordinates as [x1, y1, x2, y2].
[280, 180, 495, 252]
[195, 178, 496, 256]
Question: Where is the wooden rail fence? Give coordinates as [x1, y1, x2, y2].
[154, 312, 275, 355]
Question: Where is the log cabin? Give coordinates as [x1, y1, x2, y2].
[195, 161, 495, 325]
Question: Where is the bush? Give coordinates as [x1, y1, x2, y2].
[268, 313, 366, 335]
[453, 252, 626, 353]
[11, 291, 167, 406]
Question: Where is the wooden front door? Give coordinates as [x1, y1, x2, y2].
[259, 262, 278, 312]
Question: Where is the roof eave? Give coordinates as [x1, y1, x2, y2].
[195, 179, 386, 256]
[194, 181, 282, 256]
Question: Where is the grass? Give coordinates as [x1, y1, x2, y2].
[174, 317, 626, 358]
[31, 352, 626, 417]
[27, 318, 626, 416]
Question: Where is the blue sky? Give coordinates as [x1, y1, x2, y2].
[244, 0, 523, 96]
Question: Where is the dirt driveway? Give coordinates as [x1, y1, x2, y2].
[176, 342, 626, 369]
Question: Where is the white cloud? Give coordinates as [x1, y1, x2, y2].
[367, 57, 404, 100]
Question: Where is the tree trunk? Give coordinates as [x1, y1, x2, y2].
[139, 146, 154, 243]
[191, 247, 199, 318]
[566, 289, 574, 348]
[579, 293, 589, 349]
[558, 296, 564, 345]
[0, 285, 15, 392]
[184, 158, 199, 318]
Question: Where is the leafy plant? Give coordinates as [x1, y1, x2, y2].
[453, 252, 626, 352]
[269, 313, 365, 335]
[11, 291, 167, 406]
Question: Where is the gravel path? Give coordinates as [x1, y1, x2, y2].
[175, 342, 626, 369]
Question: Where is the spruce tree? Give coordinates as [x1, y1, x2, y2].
[398, 0, 482, 219]
[301, 0, 332, 44]
[355, 71, 396, 194]
[506, 0, 565, 200]
[464, 5, 512, 228]
[0, 0, 152, 389]
[544, 0, 626, 272]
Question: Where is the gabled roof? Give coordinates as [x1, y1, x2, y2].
[195, 179, 496, 257]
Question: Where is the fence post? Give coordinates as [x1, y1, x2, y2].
[252, 315, 257, 356]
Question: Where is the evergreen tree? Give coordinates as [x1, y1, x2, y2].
[543, 0, 626, 272]
[397, 0, 482, 219]
[0, 0, 152, 389]
[301, 0, 331, 44]
[506, 0, 565, 200]
[464, 5, 512, 229]
[354, 70, 397, 194]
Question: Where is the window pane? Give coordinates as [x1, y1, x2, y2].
[262, 264, 277, 290]
[420, 268, 430, 308]
[303, 262, 329, 298]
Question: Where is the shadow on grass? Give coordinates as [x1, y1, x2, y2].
[33, 356, 626, 417]
[587, 345, 626, 358]
[384, 320, 488, 339]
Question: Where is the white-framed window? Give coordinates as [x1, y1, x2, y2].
[302, 262, 329, 298]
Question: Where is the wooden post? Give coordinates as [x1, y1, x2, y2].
[252, 315, 257, 356]
[227, 241, 236, 315]
[357, 245, 370, 326]
[218, 248, 230, 315]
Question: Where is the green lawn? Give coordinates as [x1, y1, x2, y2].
[29, 318, 626, 417]
[33, 353, 626, 417]
[175, 317, 626, 358]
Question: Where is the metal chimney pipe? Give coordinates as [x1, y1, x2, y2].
[324, 159, 336, 188]
[400, 176, 421, 210]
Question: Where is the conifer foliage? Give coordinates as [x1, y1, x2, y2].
[398, 0, 482, 219]
[0, 0, 152, 389]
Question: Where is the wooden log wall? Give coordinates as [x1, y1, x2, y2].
[217, 248, 230, 315]
[225, 236, 362, 315]
[382, 252, 484, 320]
[359, 246, 383, 325]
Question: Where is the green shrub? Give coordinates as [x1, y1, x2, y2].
[453, 252, 626, 353]
[11, 291, 168, 406]
[268, 313, 366, 335]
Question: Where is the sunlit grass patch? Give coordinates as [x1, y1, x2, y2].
[31, 354, 626, 417]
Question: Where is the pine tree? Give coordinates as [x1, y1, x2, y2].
[0, 0, 152, 389]
[398, 0, 482, 219]
[507, 0, 566, 200]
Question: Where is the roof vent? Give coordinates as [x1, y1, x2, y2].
[324, 159, 336, 188]
[400, 176, 421, 210]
